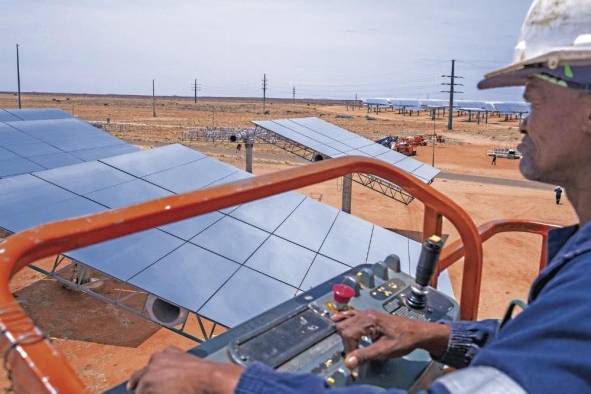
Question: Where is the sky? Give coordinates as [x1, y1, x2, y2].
[0, 0, 532, 101]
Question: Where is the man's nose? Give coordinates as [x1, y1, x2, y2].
[520, 116, 529, 134]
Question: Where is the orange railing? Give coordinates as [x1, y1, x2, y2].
[433, 219, 560, 288]
[0, 156, 484, 392]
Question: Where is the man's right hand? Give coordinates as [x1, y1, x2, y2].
[332, 309, 450, 369]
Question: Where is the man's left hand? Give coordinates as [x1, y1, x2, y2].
[127, 346, 243, 394]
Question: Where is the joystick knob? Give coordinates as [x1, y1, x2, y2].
[407, 235, 444, 309]
[332, 284, 355, 311]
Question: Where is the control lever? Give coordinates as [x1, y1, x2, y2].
[406, 235, 444, 309]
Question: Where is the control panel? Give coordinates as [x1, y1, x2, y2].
[196, 236, 459, 391]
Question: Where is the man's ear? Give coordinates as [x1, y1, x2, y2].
[583, 94, 591, 136]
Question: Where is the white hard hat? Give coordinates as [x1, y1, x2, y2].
[479, 0, 591, 90]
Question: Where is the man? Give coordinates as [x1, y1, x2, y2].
[491, 153, 497, 165]
[555, 186, 563, 205]
[128, 1, 591, 392]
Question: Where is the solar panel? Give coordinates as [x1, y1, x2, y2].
[319, 212, 373, 267]
[197, 266, 297, 328]
[253, 117, 440, 184]
[0, 110, 21, 122]
[68, 229, 185, 281]
[0, 110, 140, 178]
[0, 144, 453, 328]
[245, 235, 316, 287]
[129, 243, 240, 313]
[2, 108, 72, 121]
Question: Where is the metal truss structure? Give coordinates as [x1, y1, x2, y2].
[0, 222, 227, 345]
[181, 127, 273, 144]
[254, 125, 415, 205]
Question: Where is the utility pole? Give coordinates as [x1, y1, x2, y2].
[16, 44, 21, 109]
[192, 78, 201, 103]
[441, 59, 463, 130]
[354, 93, 358, 110]
[292, 86, 296, 104]
[152, 79, 156, 117]
[262, 74, 267, 112]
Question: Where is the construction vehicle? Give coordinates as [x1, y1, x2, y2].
[394, 140, 417, 156]
[0, 157, 557, 392]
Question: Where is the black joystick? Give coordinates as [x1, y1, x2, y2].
[407, 235, 444, 309]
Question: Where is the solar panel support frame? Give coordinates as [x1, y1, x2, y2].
[254, 125, 415, 205]
[3, 221, 227, 345]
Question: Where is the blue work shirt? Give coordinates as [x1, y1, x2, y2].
[235, 222, 591, 393]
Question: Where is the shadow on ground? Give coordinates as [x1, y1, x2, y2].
[14, 276, 159, 347]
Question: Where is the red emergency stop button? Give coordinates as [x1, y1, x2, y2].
[332, 284, 355, 305]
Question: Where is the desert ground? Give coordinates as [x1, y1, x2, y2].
[0, 92, 577, 392]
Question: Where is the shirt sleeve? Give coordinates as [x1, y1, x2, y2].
[235, 362, 452, 394]
[436, 319, 500, 369]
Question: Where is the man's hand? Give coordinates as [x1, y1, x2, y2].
[332, 310, 450, 369]
[127, 346, 243, 394]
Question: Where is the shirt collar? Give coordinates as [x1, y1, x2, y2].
[547, 221, 591, 263]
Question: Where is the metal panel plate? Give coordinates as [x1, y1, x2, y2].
[277, 120, 352, 153]
[0, 158, 43, 178]
[0, 109, 21, 122]
[191, 216, 269, 264]
[85, 179, 171, 208]
[159, 211, 225, 240]
[35, 161, 135, 195]
[67, 229, 184, 281]
[375, 150, 408, 166]
[145, 157, 237, 193]
[4, 142, 61, 158]
[245, 235, 316, 287]
[70, 144, 139, 161]
[274, 198, 339, 252]
[366, 226, 411, 274]
[198, 266, 296, 327]
[359, 143, 392, 157]
[0, 124, 38, 146]
[319, 212, 373, 267]
[254, 120, 341, 157]
[129, 243, 239, 312]
[229, 192, 305, 232]
[299, 255, 349, 291]
[2, 196, 106, 232]
[0, 147, 20, 161]
[291, 117, 359, 141]
[393, 158, 424, 174]
[0, 175, 75, 216]
[28, 152, 83, 169]
[412, 164, 441, 183]
[101, 144, 205, 177]
[3, 108, 72, 121]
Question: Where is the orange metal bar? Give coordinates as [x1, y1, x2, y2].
[435, 219, 560, 303]
[0, 156, 482, 392]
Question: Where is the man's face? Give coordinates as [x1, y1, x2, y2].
[519, 78, 591, 185]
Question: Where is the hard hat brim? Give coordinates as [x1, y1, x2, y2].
[479, 49, 591, 89]
[478, 65, 539, 89]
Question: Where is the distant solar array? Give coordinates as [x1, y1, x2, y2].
[253, 117, 439, 204]
[0, 144, 452, 329]
[363, 98, 530, 115]
[0, 108, 138, 178]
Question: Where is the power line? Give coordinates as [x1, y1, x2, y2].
[16, 44, 21, 109]
[152, 79, 156, 117]
[191, 78, 202, 103]
[262, 73, 268, 112]
[441, 59, 463, 130]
